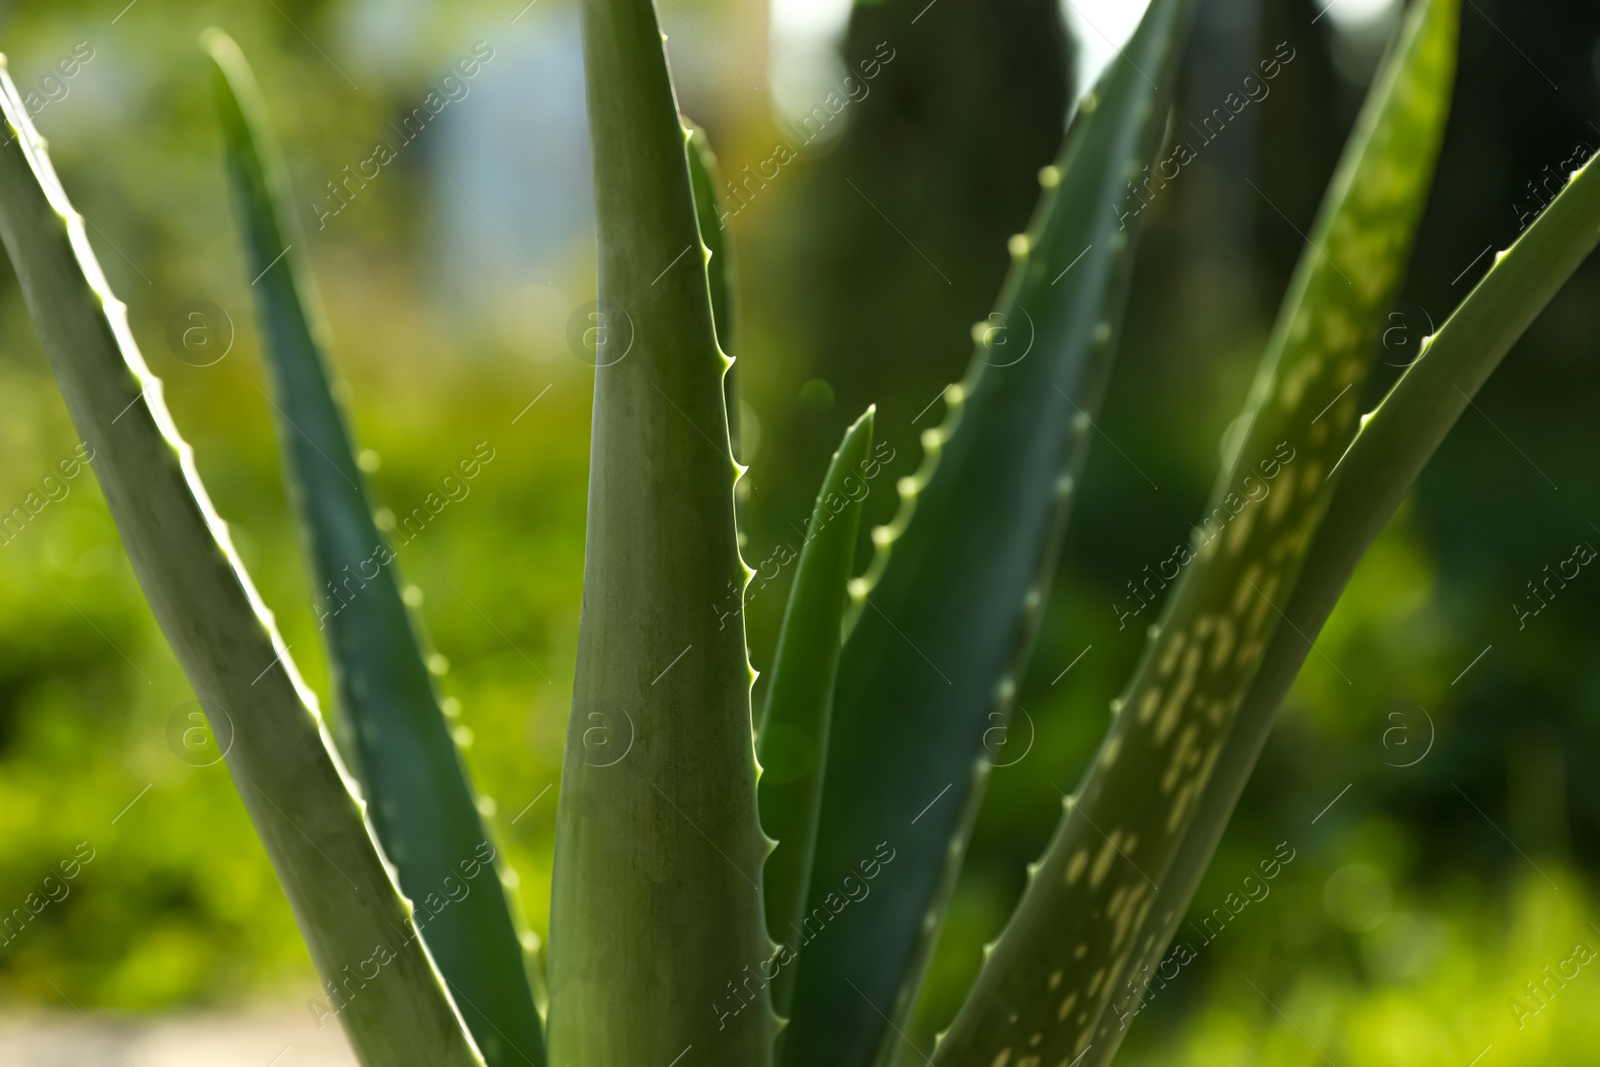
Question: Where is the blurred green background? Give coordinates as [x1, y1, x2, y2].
[1, 0, 1599, 1062]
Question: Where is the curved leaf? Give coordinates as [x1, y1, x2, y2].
[783, 2, 1199, 1063]
[684, 120, 740, 457]
[1148, 121, 1600, 1063]
[933, 3, 1459, 1063]
[757, 407, 875, 1020]
[0, 53, 481, 1067]
[204, 30, 545, 1067]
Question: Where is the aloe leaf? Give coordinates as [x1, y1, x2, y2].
[932, 2, 1459, 1064]
[0, 56, 481, 1067]
[782, 2, 1198, 1062]
[548, 0, 773, 1061]
[684, 121, 740, 456]
[203, 31, 545, 1067]
[756, 407, 875, 1020]
[1144, 109, 1600, 1060]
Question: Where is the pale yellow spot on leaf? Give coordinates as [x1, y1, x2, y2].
[1154, 647, 1200, 743]
[1265, 467, 1294, 524]
[1210, 616, 1236, 672]
[1089, 832, 1121, 889]
[1158, 631, 1186, 676]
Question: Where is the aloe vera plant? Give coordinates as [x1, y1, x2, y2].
[3, 0, 1599, 1065]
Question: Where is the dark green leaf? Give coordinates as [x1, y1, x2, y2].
[757, 407, 875, 1021]
[783, 2, 1199, 1063]
[205, 31, 545, 1067]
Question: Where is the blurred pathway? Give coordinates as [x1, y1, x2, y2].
[0, 1005, 357, 1066]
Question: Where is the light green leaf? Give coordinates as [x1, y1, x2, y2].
[757, 407, 876, 1021]
[684, 119, 744, 463]
[932, 2, 1459, 1064]
[548, 0, 773, 1062]
[0, 53, 481, 1067]
[204, 31, 545, 1067]
[783, 2, 1199, 1063]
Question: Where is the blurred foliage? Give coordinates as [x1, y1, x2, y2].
[0, 0, 1598, 1063]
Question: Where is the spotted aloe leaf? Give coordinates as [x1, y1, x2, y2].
[932, 1, 1459, 1064]
[547, 0, 773, 1061]
[204, 31, 545, 1067]
[1149, 119, 1600, 1067]
[781, 2, 1199, 1063]
[0, 55, 482, 1067]
[757, 407, 875, 1021]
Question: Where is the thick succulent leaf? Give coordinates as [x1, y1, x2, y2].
[782, 2, 1198, 1063]
[1146, 126, 1600, 1060]
[204, 32, 545, 1067]
[757, 407, 876, 1020]
[548, 0, 773, 1062]
[0, 55, 481, 1067]
[933, 2, 1459, 1064]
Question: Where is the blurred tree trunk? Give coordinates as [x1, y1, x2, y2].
[754, 0, 1073, 546]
